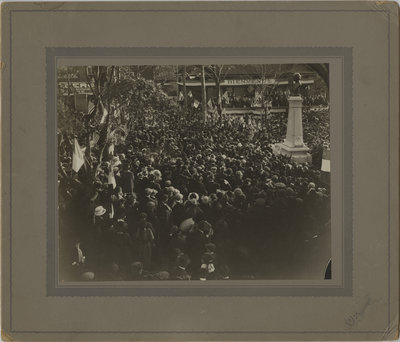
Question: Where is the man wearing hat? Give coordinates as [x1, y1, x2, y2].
[94, 206, 107, 228]
[184, 193, 203, 220]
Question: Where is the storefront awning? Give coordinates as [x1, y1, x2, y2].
[175, 79, 314, 87]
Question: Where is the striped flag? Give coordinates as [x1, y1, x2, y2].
[321, 145, 330, 185]
[321, 146, 330, 172]
[87, 100, 95, 116]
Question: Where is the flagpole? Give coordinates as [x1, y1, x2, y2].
[182, 65, 188, 112]
[201, 65, 207, 122]
[176, 65, 180, 102]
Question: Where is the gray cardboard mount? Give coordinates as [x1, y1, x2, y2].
[1, 1, 398, 341]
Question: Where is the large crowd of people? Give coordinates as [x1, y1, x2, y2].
[58, 105, 330, 282]
[187, 89, 328, 110]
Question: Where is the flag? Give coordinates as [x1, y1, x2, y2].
[178, 91, 184, 101]
[321, 145, 330, 185]
[108, 143, 115, 156]
[187, 91, 193, 98]
[321, 146, 330, 173]
[87, 100, 95, 116]
[72, 138, 85, 172]
[90, 132, 99, 148]
[222, 91, 230, 104]
[207, 98, 213, 109]
[193, 99, 200, 108]
[99, 101, 108, 124]
[108, 168, 116, 189]
[97, 101, 110, 147]
[108, 203, 114, 219]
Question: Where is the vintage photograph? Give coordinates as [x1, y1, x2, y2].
[57, 64, 331, 282]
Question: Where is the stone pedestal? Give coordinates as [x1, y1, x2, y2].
[273, 96, 312, 164]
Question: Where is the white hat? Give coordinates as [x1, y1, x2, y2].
[151, 169, 162, 179]
[188, 192, 199, 204]
[94, 206, 106, 216]
[188, 192, 199, 201]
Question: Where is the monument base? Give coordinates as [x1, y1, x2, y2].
[272, 143, 312, 164]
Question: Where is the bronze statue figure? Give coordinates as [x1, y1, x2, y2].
[289, 72, 302, 96]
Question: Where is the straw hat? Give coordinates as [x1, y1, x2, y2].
[94, 206, 106, 217]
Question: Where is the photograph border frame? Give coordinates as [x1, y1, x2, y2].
[2, 3, 397, 339]
[48, 46, 352, 297]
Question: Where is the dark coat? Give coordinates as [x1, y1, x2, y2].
[119, 170, 135, 194]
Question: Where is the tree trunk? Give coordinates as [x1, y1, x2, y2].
[216, 78, 222, 116]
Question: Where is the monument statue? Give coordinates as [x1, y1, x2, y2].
[289, 72, 302, 96]
[272, 72, 311, 163]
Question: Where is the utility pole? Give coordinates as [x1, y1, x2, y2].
[201, 65, 207, 122]
[182, 65, 188, 111]
[176, 65, 180, 102]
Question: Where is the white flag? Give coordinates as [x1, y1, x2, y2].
[222, 91, 230, 104]
[99, 101, 108, 124]
[108, 143, 115, 156]
[109, 203, 114, 219]
[321, 147, 330, 173]
[72, 138, 85, 172]
[193, 99, 200, 108]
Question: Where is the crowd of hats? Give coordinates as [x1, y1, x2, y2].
[58, 108, 330, 281]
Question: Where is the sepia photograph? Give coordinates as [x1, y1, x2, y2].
[57, 64, 331, 282]
[2, 1, 398, 339]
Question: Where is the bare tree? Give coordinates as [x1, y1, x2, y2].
[205, 65, 230, 116]
[84, 66, 116, 181]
